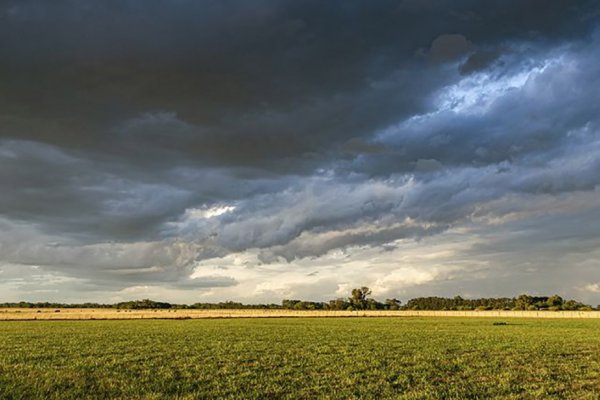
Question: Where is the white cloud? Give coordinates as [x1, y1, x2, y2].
[583, 283, 600, 293]
[435, 54, 566, 115]
[185, 205, 236, 220]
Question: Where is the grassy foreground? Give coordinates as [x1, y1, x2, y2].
[1, 318, 599, 399]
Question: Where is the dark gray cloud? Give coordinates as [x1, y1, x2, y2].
[1, 0, 596, 169]
[429, 34, 472, 62]
[1, 0, 600, 302]
[459, 50, 502, 75]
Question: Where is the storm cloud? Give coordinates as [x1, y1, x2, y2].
[1, 0, 600, 304]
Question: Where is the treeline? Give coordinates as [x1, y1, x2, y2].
[0, 299, 280, 310]
[0, 301, 113, 309]
[403, 295, 593, 311]
[1, 289, 595, 311]
[282, 287, 402, 310]
[282, 293, 594, 311]
[111, 299, 277, 310]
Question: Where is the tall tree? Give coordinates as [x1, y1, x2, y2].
[349, 287, 372, 310]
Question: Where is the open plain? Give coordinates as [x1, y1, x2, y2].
[1, 317, 599, 399]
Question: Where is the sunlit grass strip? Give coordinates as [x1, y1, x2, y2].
[1, 308, 600, 320]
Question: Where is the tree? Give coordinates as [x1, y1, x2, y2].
[514, 294, 533, 310]
[546, 295, 564, 308]
[328, 298, 350, 310]
[385, 298, 402, 310]
[349, 286, 372, 310]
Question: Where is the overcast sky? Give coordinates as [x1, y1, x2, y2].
[2, 0, 600, 304]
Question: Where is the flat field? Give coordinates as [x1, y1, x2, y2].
[1, 318, 599, 399]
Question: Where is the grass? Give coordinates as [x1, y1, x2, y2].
[0, 318, 599, 399]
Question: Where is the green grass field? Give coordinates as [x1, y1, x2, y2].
[1, 318, 599, 399]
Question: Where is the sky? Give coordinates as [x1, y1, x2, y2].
[2, 0, 600, 305]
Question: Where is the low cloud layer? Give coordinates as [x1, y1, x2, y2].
[2, 1, 600, 304]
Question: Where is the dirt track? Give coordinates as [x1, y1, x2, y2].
[1, 308, 599, 320]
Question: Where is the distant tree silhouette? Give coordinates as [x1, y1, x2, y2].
[350, 287, 372, 310]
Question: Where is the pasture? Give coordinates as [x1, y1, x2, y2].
[1, 317, 599, 399]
